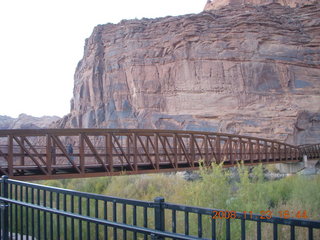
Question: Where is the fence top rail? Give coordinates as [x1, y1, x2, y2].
[163, 202, 320, 228]
[0, 128, 302, 148]
[0, 197, 203, 240]
[6, 178, 154, 207]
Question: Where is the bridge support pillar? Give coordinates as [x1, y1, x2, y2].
[275, 162, 305, 174]
[303, 155, 308, 168]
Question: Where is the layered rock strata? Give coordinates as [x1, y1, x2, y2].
[57, 2, 320, 145]
[204, 0, 317, 10]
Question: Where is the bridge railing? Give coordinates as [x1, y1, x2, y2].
[0, 129, 318, 180]
[0, 176, 319, 240]
[299, 144, 320, 160]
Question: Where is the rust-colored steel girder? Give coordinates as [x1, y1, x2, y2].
[0, 129, 318, 181]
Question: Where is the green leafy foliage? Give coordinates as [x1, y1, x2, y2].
[38, 164, 320, 239]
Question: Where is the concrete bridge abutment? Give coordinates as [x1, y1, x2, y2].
[276, 155, 320, 174]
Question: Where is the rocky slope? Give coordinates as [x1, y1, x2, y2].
[0, 114, 60, 129]
[57, 2, 320, 145]
[204, 0, 317, 10]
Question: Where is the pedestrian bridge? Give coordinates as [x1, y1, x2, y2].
[0, 129, 319, 180]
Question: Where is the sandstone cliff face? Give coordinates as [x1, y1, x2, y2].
[0, 114, 60, 129]
[58, 2, 320, 145]
[204, 0, 317, 10]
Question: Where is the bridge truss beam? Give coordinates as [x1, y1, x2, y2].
[0, 129, 318, 180]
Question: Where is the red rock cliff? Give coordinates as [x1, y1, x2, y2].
[204, 0, 317, 10]
[57, 2, 320, 145]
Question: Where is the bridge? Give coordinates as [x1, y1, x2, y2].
[0, 129, 319, 180]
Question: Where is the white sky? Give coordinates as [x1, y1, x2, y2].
[0, 0, 205, 118]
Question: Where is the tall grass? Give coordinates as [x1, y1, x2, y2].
[38, 163, 320, 239]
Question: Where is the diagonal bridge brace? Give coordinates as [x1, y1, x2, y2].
[51, 135, 81, 173]
[13, 136, 49, 175]
[82, 134, 109, 172]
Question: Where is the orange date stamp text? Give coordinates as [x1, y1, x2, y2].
[212, 210, 309, 220]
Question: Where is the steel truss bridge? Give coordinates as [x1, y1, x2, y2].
[0, 129, 319, 180]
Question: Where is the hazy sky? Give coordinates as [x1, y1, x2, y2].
[0, 0, 205, 118]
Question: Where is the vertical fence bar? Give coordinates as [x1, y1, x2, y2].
[257, 221, 261, 240]
[9, 183, 13, 240]
[143, 206, 148, 240]
[0, 182, 2, 240]
[63, 194, 67, 240]
[20, 185, 23, 238]
[290, 225, 295, 240]
[37, 188, 41, 240]
[273, 223, 278, 240]
[172, 209, 176, 233]
[95, 199, 99, 240]
[14, 184, 18, 239]
[133, 205, 137, 240]
[78, 196, 82, 240]
[1, 176, 9, 240]
[43, 190, 47, 240]
[154, 197, 165, 239]
[50, 191, 53, 240]
[198, 213, 202, 238]
[226, 218, 231, 240]
[211, 218, 216, 240]
[31, 187, 35, 239]
[0, 181, 2, 240]
[25, 186, 29, 238]
[71, 195, 75, 240]
[86, 197, 91, 240]
[241, 219, 246, 240]
[122, 203, 127, 240]
[104, 201, 108, 240]
[308, 227, 313, 240]
[113, 201, 117, 239]
[184, 212, 189, 235]
[56, 192, 60, 240]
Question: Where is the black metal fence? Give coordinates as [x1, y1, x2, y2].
[0, 175, 319, 240]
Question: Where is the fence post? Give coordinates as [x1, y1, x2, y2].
[153, 197, 165, 240]
[1, 175, 9, 240]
